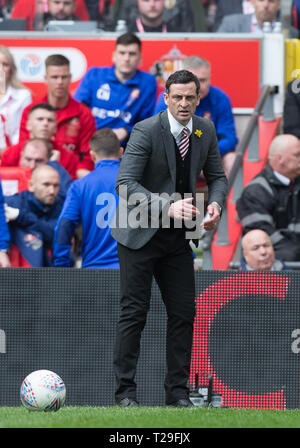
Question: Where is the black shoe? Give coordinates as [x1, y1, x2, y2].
[117, 397, 139, 407]
[169, 398, 194, 408]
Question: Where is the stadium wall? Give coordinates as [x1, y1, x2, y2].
[0, 269, 299, 409]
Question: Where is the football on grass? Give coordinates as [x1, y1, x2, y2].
[20, 369, 66, 411]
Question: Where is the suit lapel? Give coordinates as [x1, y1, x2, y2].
[160, 111, 176, 186]
[190, 119, 204, 166]
[189, 119, 205, 191]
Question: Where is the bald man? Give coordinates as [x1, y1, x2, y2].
[19, 138, 72, 201]
[4, 165, 64, 266]
[240, 229, 287, 270]
[237, 134, 300, 261]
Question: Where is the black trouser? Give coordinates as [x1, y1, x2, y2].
[114, 227, 196, 405]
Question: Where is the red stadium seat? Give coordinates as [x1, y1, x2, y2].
[9, 244, 31, 268]
[0, 166, 31, 196]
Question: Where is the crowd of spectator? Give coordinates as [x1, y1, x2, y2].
[0, 0, 300, 271]
[0, 1, 296, 35]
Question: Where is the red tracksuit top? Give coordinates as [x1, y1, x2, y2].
[19, 95, 96, 175]
[1, 141, 78, 180]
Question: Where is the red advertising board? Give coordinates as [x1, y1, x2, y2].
[0, 36, 261, 108]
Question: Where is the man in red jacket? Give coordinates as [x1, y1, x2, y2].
[11, 0, 90, 31]
[19, 54, 96, 179]
[2, 103, 77, 179]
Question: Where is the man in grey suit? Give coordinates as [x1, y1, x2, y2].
[217, 0, 280, 33]
[111, 70, 228, 407]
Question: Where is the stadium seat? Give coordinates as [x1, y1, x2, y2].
[9, 244, 31, 268]
[0, 166, 31, 196]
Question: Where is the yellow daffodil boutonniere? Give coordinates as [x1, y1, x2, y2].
[194, 129, 203, 138]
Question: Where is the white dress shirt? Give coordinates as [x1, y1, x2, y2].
[167, 108, 193, 145]
[273, 170, 291, 186]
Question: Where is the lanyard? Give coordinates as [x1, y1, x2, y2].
[136, 17, 167, 33]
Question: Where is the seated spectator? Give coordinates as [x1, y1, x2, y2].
[85, 0, 115, 25]
[19, 54, 96, 179]
[217, 0, 284, 34]
[240, 229, 288, 270]
[117, 0, 195, 32]
[4, 164, 64, 267]
[74, 32, 157, 147]
[0, 180, 10, 267]
[0, 1, 15, 18]
[2, 102, 77, 179]
[201, 0, 218, 31]
[236, 134, 300, 262]
[292, 0, 300, 29]
[154, 56, 238, 176]
[213, 0, 254, 31]
[6, 138, 71, 201]
[53, 128, 122, 268]
[11, 0, 90, 31]
[36, 0, 79, 30]
[0, 46, 32, 156]
[283, 79, 300, 139]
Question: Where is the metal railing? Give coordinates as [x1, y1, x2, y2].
[202, 85, 279, 270]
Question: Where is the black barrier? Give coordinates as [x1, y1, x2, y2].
[0, 269, 299, 408]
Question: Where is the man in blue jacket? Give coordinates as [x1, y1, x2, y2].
[74, 32, 157, 148]
[53, 128, 122, 268]
[0, 181, 10, 267]
[154, 56, 238, 177]
[4, 164, 63, 267]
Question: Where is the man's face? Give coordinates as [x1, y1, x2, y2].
[27, 109, 57, 140]
[243, 231, 275, 270]
[279, 141, 300, 179]
[163, 82, 200, 125]
[20, 143, 49, 169]
[30, 169, 60, 205]
[137, 0, 165, 23]
[113, 44, 141, 80]
[186, 65, 211, 100]
[44, 64, 71, 99]
[251, 0, 280, 23]
[48, 0, 76, 20]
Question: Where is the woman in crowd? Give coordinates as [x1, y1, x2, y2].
[0, 45, 32, 155]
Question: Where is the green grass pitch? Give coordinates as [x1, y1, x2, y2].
[1, 406, 300, 428]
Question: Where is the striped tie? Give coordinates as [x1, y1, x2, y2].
[178, 127, 190, 159]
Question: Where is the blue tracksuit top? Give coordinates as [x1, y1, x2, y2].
[154, 85, 238, 156]
[53, 159, 120, 268]
[74, 66, 157, 145]
[4, 190, 64, 247]
[0, 181, 10, 250]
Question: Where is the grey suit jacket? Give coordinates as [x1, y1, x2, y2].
[217, 12, 299, 37]
[217, 13, 252, 33]
[111, 110, 228, 250]
[213, 0, 243, 31]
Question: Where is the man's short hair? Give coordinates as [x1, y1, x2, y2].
[23, 138, 53, 160]
[182, 56, 211, 71]
[116, 32, 141, 51]
[28, 103, 56, 116]
[165, 69, 200, 95]
[45, 54, 70, 68]
[90, 129, 120, 158]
